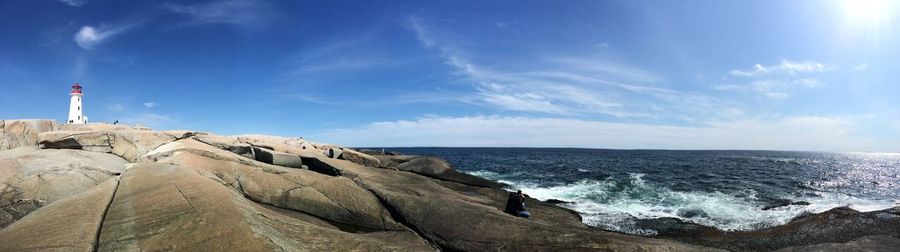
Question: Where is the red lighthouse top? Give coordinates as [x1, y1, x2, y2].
[71, 82, 82, 94]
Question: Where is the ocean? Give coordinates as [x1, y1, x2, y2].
[383, 148, 900, 235]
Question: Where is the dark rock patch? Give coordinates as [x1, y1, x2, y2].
[39, 137, 84, 149]
[0, 200, 43, 229]
[655, 206, 900, 251]
[252, 147, 304, 169]
[762, 199, 811, 210]
[299, 156, 343, 176]
[545, 199, 573, 204]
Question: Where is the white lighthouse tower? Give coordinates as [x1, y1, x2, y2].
[67, 82, 87, 124]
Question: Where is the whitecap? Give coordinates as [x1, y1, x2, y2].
[463, 170, 501, 180]
[508, 174, 898, 234]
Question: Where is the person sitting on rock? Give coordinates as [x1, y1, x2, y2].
[504, 190, 530, 218]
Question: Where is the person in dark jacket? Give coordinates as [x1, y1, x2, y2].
[504, 190, 530, 218]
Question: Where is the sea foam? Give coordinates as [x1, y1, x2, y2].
[471, 171, 897, 234]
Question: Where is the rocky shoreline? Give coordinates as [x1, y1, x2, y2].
[0, 119, 897, 251]
[628, 206, 900, 251]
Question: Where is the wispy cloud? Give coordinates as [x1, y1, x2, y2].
[729, 60, 830, 77]
[143, 102, 157, 108]
[313, 115, 891, 152]
[406, 16, 623, 116]
[160, 0, 276, 30]
[289, 58, 397, 74]
[58, 0, 89, 7]
[852, 63, 869, 72]
[719, 59, 831, 100]
[73, 23, 141, 49]
[405, 16, 734, 120]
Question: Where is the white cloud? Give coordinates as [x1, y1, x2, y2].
[715, 81, 797, 100]
[143, 102, 156, 108]
[312, 115, 893, 152]
[730, 60, 830, 77]
[852, 63, 869, 72]
[161, 0, 275, 30]
[58, 0, 88, 6]
[407, 16, 437, 48]
[720, 59, 831, 100]
[73, 23, 139, 49]
[405, 16, 734, 120]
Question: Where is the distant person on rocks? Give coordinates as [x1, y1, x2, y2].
[505, 190, 530, 218]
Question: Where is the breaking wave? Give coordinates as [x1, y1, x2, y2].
[466, 171, 897, 235]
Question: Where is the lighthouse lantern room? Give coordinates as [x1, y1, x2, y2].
[67, 82, 87, 124]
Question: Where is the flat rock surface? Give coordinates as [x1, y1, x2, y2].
[0, 178, 119, 252]
[98, 162, 432, 251]
[0, 147, 126, 228]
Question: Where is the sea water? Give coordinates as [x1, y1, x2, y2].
[384, 148, 900, 235]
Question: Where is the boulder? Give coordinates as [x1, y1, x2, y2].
[252, 147, 304, 168]
[340, 148, 381, 167]
[0, 147, 126, 228]
[235, 134, 308, 155]
[394, 156, 501, 188]
[0, 178, 119, 251]
[194, 135, 254, 158]
[0, 119, 58, 151]
[761, 199, 812, 211]
[140, 138, 259, 167]
[545, 198, 574, 204]
[146, 140, 404, 231]
[38, 130, 176, 162]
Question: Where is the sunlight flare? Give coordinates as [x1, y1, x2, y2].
[842, 0, 894, 27]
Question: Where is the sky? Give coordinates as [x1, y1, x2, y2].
[1, 0, 899, 152]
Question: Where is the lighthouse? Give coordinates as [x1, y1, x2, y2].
[67, 82, 87, 124]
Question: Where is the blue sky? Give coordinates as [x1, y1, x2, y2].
[1, 0, 899, 151]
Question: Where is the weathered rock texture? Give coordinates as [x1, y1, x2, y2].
[647, 206, 900, 251]
[0, 147, 126, 228]
[97, 163, 430, 251]
[776, 235, 900, 252]
[0, 178, 119, 251]
[2, 119, 891, 251]
[0, 119, 58, 151]
[38, 129, 175, 162]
